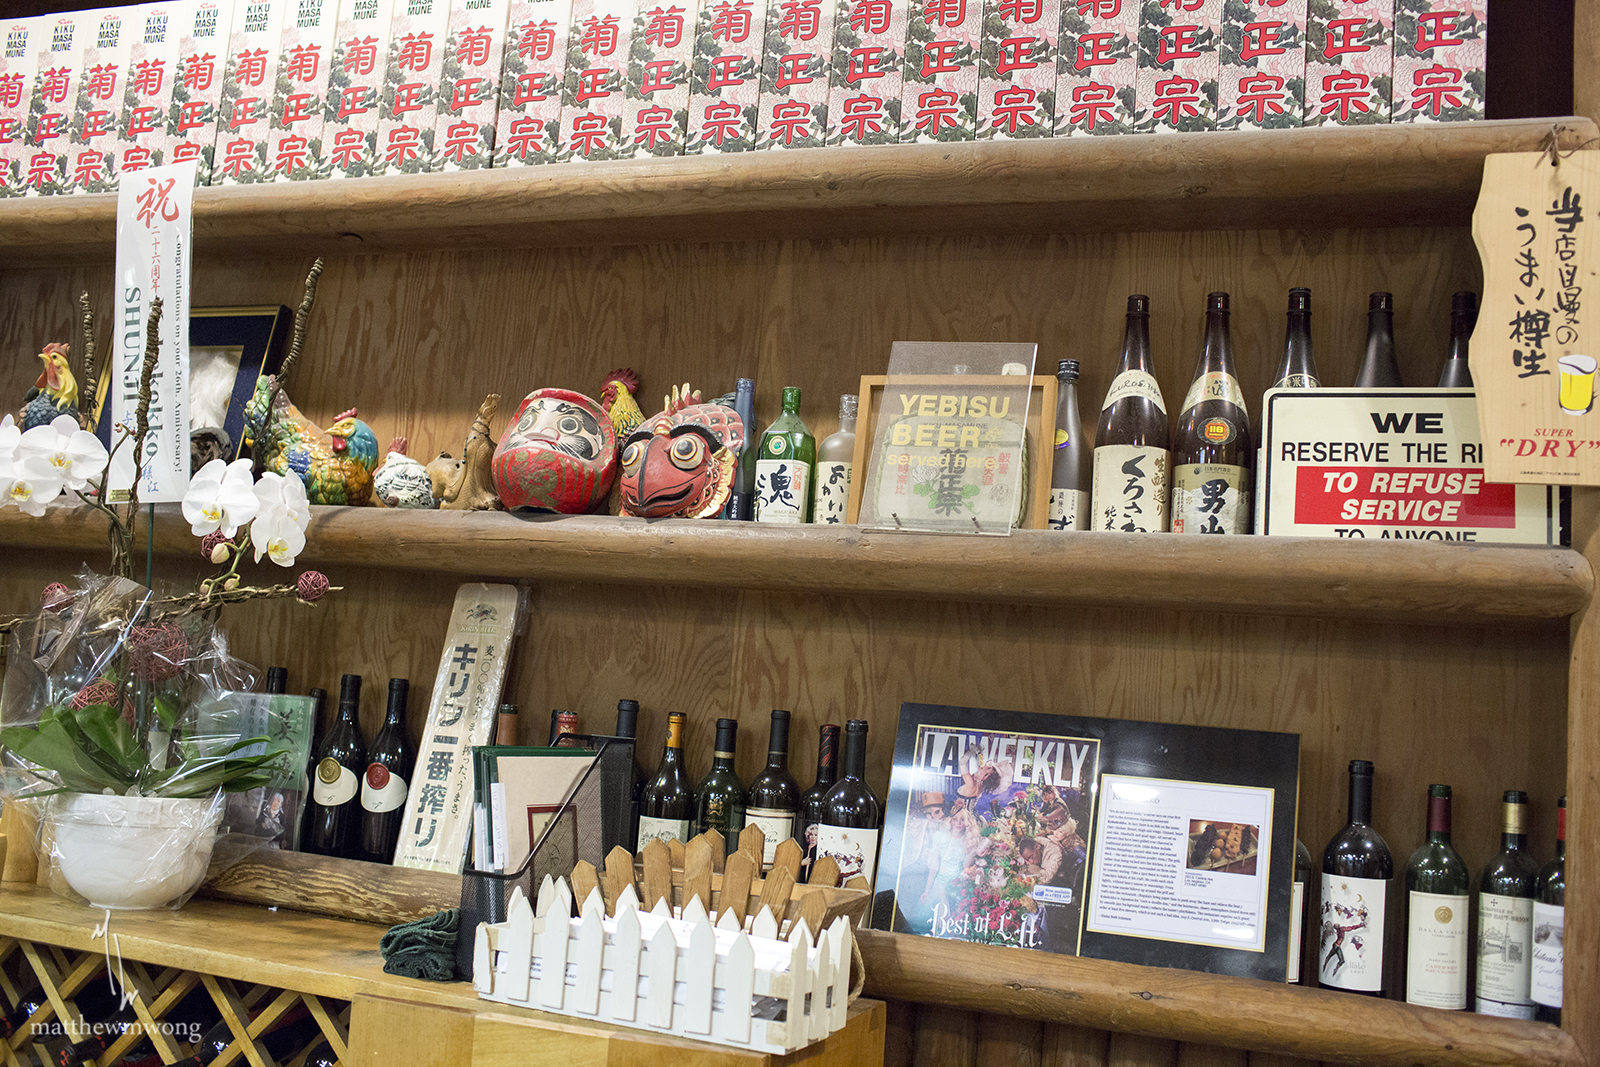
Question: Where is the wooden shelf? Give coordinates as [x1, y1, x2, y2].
[4, 502, 1589, 623]
[856, 929, 1580, 1067]
[0, 118, 1590, 265]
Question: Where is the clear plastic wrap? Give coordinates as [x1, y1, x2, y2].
[0, 570, 285, 909]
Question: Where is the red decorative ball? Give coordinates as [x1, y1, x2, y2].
[200, 531, 230, 562]
[40, 583, 72, 612]
[70, 679, 134, 724]
[126, 622, 189, 683]
[297, 571, 330, 602]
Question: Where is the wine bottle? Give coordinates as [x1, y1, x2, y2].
[812, 394, 857, 525]
[1477, 790, 1540, 1019]
[745, 709, 802, 867]
[1091, 295, 1170, 533]
[550, 709, 578, 746]
[816, 719, 881, 889]
[755, 386, 816, 524]
[1319, 759, 1392, 996]
[1532, 795, 1566, 1024]
[1437, 291, 1477, 388]
[799, 723, 840, 877]
[695, 717, 746, 855]
[264, 666, 288, 694]
[1271, 288, 1320, 389]
[615, 698, 645, 844]
[360, 678, 412, 865]
[306, 675, 366, 859]
[727, 376, 757, 520]
[495, 701, 517, 746]
[1172, 292, 1252, 535]
[1404, 784, 1470, 1009]
[638, 711, 694, 849]
[1288, 837, 1312, 984]
[1353, 292, 1403, 387]
[1049, 360, 1090, 531]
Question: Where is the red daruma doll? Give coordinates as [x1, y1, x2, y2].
[491, 388, 619, 513]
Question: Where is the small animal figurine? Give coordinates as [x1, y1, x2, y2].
[243, 376, 381, 506]
[426, 452, 463, 501]
[599, 369, 646, 443]
[619, 383, 745, 518]
[21, 343, 78, 430]
[491, 388, 617, 513]
[374, 436, 439, 509]
[441, 395, 505, 512]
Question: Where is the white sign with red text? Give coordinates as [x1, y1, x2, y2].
[1259, 388, 1556, 545]
[110, 160, 195, 504]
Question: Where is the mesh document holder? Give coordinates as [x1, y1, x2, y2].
[455, 735, 635, 977]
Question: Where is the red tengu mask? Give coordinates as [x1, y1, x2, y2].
[619, 399, 745, 518]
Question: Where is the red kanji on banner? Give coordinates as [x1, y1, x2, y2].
[1076, 0, 1119, 14]
[171, 141, 203, 162]
[996, 0, 1040, 23]
[1235, 71, 1287, 123]
[1074, 31, 1114, 70]
[774, 52, 814, 88]
[576, 67, 613, 102]
[1410, 63, 1464, 117]
[1156, 24, 1200, 64]
[181, 53, 215, 91]
[996, 36, 1039, 75]
[219, 137, 255, 176]
[569, 111, 609, 154]
[1414, 10, 1463, 51]
[228, 96, 262, 129]
[39, 68, 71, 104]
[35, 113, 66, 141]
[1323, 17, 1370, 58]
[176, 100, 207, 132]
[397, 33, 434, 71]
[233, 48, 268, 86]
[441, 121, 478, 161]
[768, 99, 812, 144]
[512, 71, 552, 105]
[778, 0, 822, 39]
[914, 87, 959, 136]
[706, 54, 745, 89]
[1238, 20, 1285, 61]
[990, 85, 1035, 134]
[127, 105, 161, 136]
[700, 99, 742, 145]
[1160, 0, 1201, 9]
[710, 0, 754, 42]
[331, 128, 365, 166]
[84, 64, 118, 102]
[920, 40, 960, 77]
[286, 44, 321, 82]
[1318, 71, 1371, 121]
[0, 118, 15, 145]
[337, 85, 375, 118]
[344, 36, 379, 75]
[71, 150, 105, 185]
[274, 134, 310, 173]
[633, 105, 676, 148]
[1150, 74, 1200, 125]
[80, 110, 112, 139]
[505, 115, 544, 158]
[846, 45, 886, 83]
[839, 94, 885, 139]
[392, 82, 426, 116]
[131, 59, 164, 96]
[281, 92, 316, 124]
[0, 73, 21, 108]
[384, 125, 422, 166]
[518, 21, 556, 61]
[850, 0, 891, 34]
[457, 26, 494, 65]
[120, 145, 153, 171]
[644, 6, 686, 47]
[449, 76, 488, 112]
[925, 0, 965, 26]
[26, 152, 55, 189]
[639, 60, 677, 95]
[580, 15, 620, 55]
[1069, 82, 1116, 130]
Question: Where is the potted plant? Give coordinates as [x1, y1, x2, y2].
[0, 295, 337, 909]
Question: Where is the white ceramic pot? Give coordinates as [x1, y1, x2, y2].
[50, 793, 222, 909]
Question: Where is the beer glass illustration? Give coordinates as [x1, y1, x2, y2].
[1560, 354, 1597, 416]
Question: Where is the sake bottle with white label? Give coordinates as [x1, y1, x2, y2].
[1091, 295, 1170, 533]
[755, 386, 815, 524]
[1404, 784, 1470, 1009]
[1049, 360, 1089, 530]
[1477, 790, 1541, 1019]
[1532, 796, 1566, 1024]
[812, 394, 857, 525]
[1172, 292, 1253, 534]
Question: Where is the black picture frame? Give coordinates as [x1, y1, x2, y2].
[93, 305, 292, 463]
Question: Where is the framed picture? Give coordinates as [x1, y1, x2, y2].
[93, 305, 293, 465]
[845, 374, 1058, 531]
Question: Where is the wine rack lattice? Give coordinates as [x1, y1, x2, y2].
[0, 934, 350, 1067]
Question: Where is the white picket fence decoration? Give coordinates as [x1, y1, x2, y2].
[474, 874, 853, 1055]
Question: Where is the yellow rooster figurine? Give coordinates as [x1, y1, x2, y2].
[22, 343, 78, 429]
[599, 369, 645, 444]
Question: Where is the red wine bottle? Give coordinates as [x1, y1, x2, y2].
[816, 720, 881, 888]
[1319, 759, 1392, 996]
[360, 678, 412, 864]
[264, 666, 288, 694]
[744, 709, 801, 867]
[694, 718, 747, 856]
[799, 724, 840, 878]
[1403, 784, 1470, 1009]
[1532, 796, 1566, 1024]
[306, 675, 366, 859]
[615, 698, 645, 844]
[1476, 790, 1540, 1019]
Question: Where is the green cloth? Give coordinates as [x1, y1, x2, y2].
[380, 908, 461, 982]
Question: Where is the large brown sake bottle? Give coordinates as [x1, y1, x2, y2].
[1172, 292, 1253, 535]
[1091, 295, 1170, 533]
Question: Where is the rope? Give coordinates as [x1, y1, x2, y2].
[849, 933, 865, 1001]
[1537, 123, 1600, 167]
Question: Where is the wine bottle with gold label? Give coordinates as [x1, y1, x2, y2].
[1172, 292, 1252, 535]
[695, 718, 747, 856]
[1091, 295, 1170, 533]
[1477, 790, 1540, 1019]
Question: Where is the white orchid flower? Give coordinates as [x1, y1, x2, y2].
[0, 415, 19, 463]
[13, 414, 108, 492]
[0, 453, 63, 516]
[251, 471, 311, 566]
[181, 458, 260, 537]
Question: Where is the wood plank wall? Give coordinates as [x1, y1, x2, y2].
[0, 228, 1570, 1065]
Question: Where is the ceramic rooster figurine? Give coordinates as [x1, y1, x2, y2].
[599, 369, 645, 443]
[618, 384, 744, 518]
[21, 343, 79, 429]
[243, 376, 380, 505]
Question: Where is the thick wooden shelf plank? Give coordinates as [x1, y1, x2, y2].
[0, 119, 1590, 264]
[2, 502, 1589, 623]
[856, 929, 1581, 1067]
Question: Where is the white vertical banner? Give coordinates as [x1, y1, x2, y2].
[111, 159, 195, 503]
